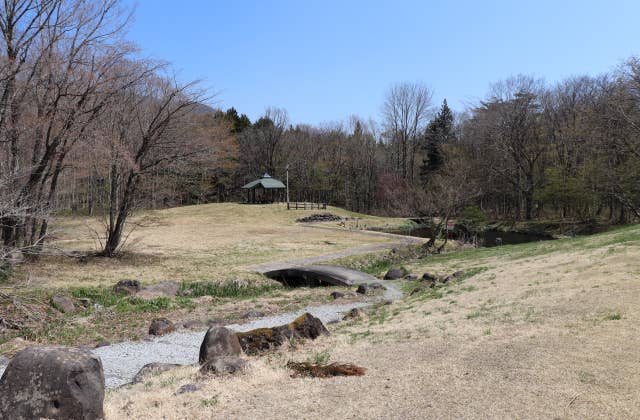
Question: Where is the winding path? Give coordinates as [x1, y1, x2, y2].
[246, 226, 426, 273]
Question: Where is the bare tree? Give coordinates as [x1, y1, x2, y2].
[98, 71, 204, 256]
[382, 82, 432, 182]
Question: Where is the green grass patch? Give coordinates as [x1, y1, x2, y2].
[70, 287, 190, 313]
[603, 313, 622, 321]
[180, 281, 280, 299]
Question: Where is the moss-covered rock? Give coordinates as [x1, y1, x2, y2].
[236, 313, 329, 354]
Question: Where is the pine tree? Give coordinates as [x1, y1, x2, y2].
[420, 99, 455, 184]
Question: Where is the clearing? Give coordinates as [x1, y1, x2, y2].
[20, 203, 410, 288]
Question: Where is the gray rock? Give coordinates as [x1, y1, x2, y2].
[198, 327, 242, 365]
[175, 383, 201, 395]
[113, 279, 141, 295]
[356, 284, 370, 294]
[51, 296, 76, 313]
[370, 282, 386, 290]
[148, 318, 175, 336]
[0, 356, 9, 367]
[200, 356, 247, 375]
[136, 281, 180, 300]
[0, 346, 104, 420]
[133, 362, 181, 383]
[384, 267, 405, 280]
[330, 291, 345, 299]
[404, 274, 418, 280]
[95, 341, 110, 348]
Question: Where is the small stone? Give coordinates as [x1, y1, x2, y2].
[113, 279, 141, 295]
[330, 291, 345, 299]
[370, 282, 386, 290]
[200, 356, 247, 375]
[422, 272, 438, 282]
[343, 308, 366, 320]
[356, 284, 370, 295]
[439, 275, 453, 284]
[404, 274, 418, 280]
[452, 270, 465, 278]
[241, 310, 265, 319]
[148, 318, 175, 336]
[51, 296, 76, 313]
[94, 341, 110, 348]
[384, 267, 405, 280]
[175, 383, 200, 395]
[133, 362, 181, 383]
[78, 298, 92, 307]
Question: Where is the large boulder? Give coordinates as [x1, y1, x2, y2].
[148, 318, 175, 336]
[51, 296, 76, 314]
[0, 346, 104, 420]
[236, 313, 329, 354]
[384, 267, 405, 280]
[198, 326, 242, 364]
[113, 279, 141, 295]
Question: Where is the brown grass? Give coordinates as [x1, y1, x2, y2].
[104, 225, 640, 419]
[287, 361, 366, 378]
[16, 203, 405, 288]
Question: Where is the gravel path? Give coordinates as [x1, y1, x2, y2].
[94, 283, 402, 388]
[246, 227, 425, 273]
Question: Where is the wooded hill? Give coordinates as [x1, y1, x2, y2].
[1, 0, 639, 260]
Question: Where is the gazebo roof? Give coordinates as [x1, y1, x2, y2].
[241, 173, 286, 189]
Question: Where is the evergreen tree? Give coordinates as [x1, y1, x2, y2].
[420, 99, 455, 183]
[225, 107, 251, 133]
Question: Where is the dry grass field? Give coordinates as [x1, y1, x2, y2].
[105, 224, 640, 419]
[17, 203, 407, 288]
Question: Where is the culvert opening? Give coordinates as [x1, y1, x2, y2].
[264, 267, 349, 288]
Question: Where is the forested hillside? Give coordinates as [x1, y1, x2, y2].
[1, 0, 639, 261]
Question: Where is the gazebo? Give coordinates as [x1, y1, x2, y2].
[241, 173, 286, 203]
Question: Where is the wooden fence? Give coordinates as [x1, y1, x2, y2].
[286, 202, 327, 210]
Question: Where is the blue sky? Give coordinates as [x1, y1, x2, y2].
[124, 0, 640, 125]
